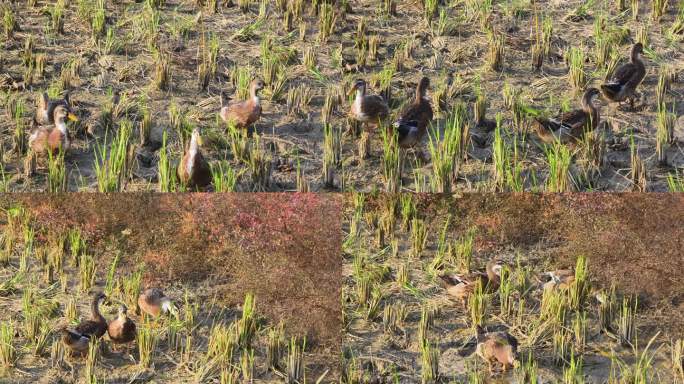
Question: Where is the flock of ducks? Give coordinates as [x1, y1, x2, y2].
[59, 288, 175, 356]
[25, 43, 646, 187]
[438, 261, 577, 373]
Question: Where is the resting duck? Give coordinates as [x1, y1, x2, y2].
[533, 87, 601, 145]
[220, 78, 265, 129]
[600, 43, 646, 109]
[542, 269, 575, 292]
[177, 128, 211, 190]
[349, 79, 389, 128]
[35, 92, 71, 125]
[392, 77, 433, 148]
[138, 288, 175, 318]
[75, 292, 108, 339]
[108, 304, 136, 347]
[475, 325, 518, 373]
[28, 105, 78, 156]
[59, 327, 90, 356]
[438, 261, 503, 307]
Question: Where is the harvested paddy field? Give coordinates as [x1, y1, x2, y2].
[342, 193, 684, 383]
[0, 193, 342, 383]
[0, 1, 683, 192]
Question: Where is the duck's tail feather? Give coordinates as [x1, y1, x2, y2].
[600, 83, 622, 97]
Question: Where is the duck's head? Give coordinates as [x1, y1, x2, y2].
[584, 87, 601, 101]
[53, 105, 78, 123]
[251, 78, 265, 94]
[118, 304, 129, 316]
[93, 291, 107, 304]
[349, 79, 367, 95]
[190, 128, 203, 147]
[632, 42, 644, 55]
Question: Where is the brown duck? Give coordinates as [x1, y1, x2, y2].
[542, 269, 575, 292]
[600, 43, 646, 109]
[177, 128, 211, 190]
[35, 92, 71, 125]
[59, 327, 90, 356]
[28, 105, 78, 156]
[438, 261, 503, 307]
[475, 325, 518, 374]
[349, 79, 389, 128]
[75, 292, 108, 339]
[533, 87, 601, 145]
[220, 79, 265, 129]
[108, 304, 136, 347]
[392, 77, 433, 148]
[138, 288, 175, 318]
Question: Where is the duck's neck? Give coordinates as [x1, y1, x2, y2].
[250, 87, 260, 106]
[581, 94, 599, 128]
[186, 135, 199, 174]
[91, 297, 105, 322]
[486, 263, 500, 283]
[55, 119, 69, 135]
[630, 47, 643, 67]
[415, 84, 427, 102]
[118, 312, 128, 322]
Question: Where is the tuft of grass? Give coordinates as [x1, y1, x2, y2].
[137, 324, 158, 368]
[617, 295, 637, 347]
[47, 149, 67, 193]
[545, 142, 573, 192]
[211, 161, 239, 192]
[323, 124, 342, 188]
[0, 321, 15, 371]
[380, 128, 401, 193]
[286, 337, 306, 384]
[469, 280, 487, 328]
[93, 120, 132, 192]
[420, 338, 439, 384]
[568, 46, 586, 90]
[157, 131, 177, 192]
[78, 253, 96, 293]
[486, 31, 505, 71]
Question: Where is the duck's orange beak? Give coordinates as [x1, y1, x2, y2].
[67, 113, 79, 122]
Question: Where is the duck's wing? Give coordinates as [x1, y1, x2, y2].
[75, 320, 105, 337]
[438, 274, 463, 286]
[397, 100, 433, 129]
[361, 95, 389, 119]
[608, 62, 638, 86]
[554, 109, 588, 130]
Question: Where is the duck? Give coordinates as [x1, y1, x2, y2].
[59, 327, 90, 356]
[177, 128, 211, 190]
[349, 79, 390, 128]
[438, 261, 503, 307]
[35, 92, 71, 125]
[600, 43, 646, 110]
[138, 288, 175, 318]
[542, 269, 575, 292]
[28, 104, 78, 156]
[75, 292, 108, 339]
[475, 325, 518, 374]
[108, 304, 136, 348]
[533, 87, 601, 145]
[220, 78, 265, 129]
[391, 77, 433, 148]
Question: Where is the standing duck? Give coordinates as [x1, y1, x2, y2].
[138, 288, 175, 318]
[28, 104, 78, 156]
[177, 128, 211, 190]
[349, 79, 390, 128]
[475, 325, 518, 374]
[533, 87, 601, 145]
[35, 92, 71, 125]
[59, 327, 90, 356]
[438, 261, 503, 307]
[220, 78, 265, 129]
[392, 77, 433, 148]
[75, 292, 108, 339]
[600, 43, 646, 110]
[108, 304, 136, 349]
